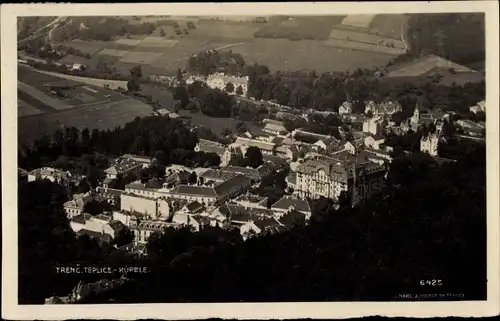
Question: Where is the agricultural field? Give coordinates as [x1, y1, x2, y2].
[18, 98, 153, 143]
[18, 99, 43, 117]
[328, 29, 405, 49]
[51, 16, 405, 79]
[229, 38, 395, 73]
[325, 38, 405, 56]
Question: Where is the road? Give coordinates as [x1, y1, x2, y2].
[18, 16, 68, 45]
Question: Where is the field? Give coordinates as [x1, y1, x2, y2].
[386, 55, 476, 78]
[18, 98, 153, 143]
[18, 66, 154, 143]
[341, 15, 377, 29]
[52, 17, 406, 79]
[229, 38, 395, 73]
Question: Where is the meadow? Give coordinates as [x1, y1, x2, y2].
[55, 17, 401, 78]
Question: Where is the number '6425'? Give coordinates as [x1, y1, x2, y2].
[420, 279, 442, 286]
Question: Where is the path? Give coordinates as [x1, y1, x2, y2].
[24, 66, 128, 89]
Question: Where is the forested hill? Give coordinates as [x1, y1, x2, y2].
[405, 13, 485, 67]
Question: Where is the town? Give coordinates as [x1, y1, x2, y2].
[15, 13, 488, 305]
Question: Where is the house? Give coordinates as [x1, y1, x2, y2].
[27, 167, 70, 184]
[357, 149, 391, 165]
[294, 157, 386, 206]
[221, 162, 273, 182]
[104, 159, 142, 180]
[234, 136, 276, 155]
[365, 100, 402, 117]
[270, 196, 312, 220]
[343, 139, 364, 155]
[95, 187, 124, 206]
[469, 100, 485, 114]
[76, 229, 112, 244]
[274, 144, 298, 160]
[285, 172, 297, 192]
[163, 170, 191, 187]
[172, 212, 211, 232]
[156, 108, 171, 116]
[63, 192, 94, 219]
[169, 174, 252, 205]
[233, 194, 269, 209]
[200, 169, 238, 184]
[364, 134, 386, 150]
[120, 192, 172, 218]
[338, 101, 353, 114]
[206, 72, 249, 96]
[409, 103, 446, 131]
[70, 213, 122, 241]
[118, 154, 154, 168]
[262, 122, 289, 136]
[278, 208, 307, 228]
[292, 129, 332, 142]
[194, 139, 227, 157]
[420, 134, 441, 157]
[134, 221, 182, 245]
[112, 210, 142, 228]
[240, 217, 283, 240]
[362, 116, 385, 135]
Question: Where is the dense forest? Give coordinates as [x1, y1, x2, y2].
[17, 116, 219, 174]
[187, 50, 246, 76]
[72, 138, 486, 303]
[405, 13, 485, 66]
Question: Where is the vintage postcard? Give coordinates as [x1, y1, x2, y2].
[2, 1, 499, 320]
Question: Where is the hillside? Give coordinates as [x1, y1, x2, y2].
[405, 13, 485, 67]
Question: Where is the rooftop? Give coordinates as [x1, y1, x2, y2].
[76, 229, 112, 243]
[271, 196, 311, 213]
[235, 136, 276, 151]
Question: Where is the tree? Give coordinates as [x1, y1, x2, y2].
[189, 171, 198, 185]
[129, 65, 142, 80]
[245, 146, 263, 168]
[112, 228, 134, 247]
[235, 85, 244, 96]
[159, 28, 166, 37]
[225, 82, 235, 93]
[127, 78, 141, 92]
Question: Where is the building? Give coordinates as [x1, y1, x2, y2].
[104, 158, 143, 180]
[194, 139, 227, 157]
[240, 217, 284, 240]
[232, 194, 269, 209]
[364, 134, 386, 150]
[364, 100, 402, 117]
[262, 122, 289, 136]
[200, 169, 238, 184]
[120, 193, 172, 219]
[95, 187, 124, 207]
[234, 136, 276, 155]
[338, 101, 353, 114]
[134, 221, 182, 245]
[469, 100, 485, 114]
[270, 196, 312, 220]
[206, 72, 249, 96]
[409, 103, 446, 131]
[221, 162, 273, 183]
[118, 154, 154, 168]
[169, 174, 252, 205]
[362, 116, 385, 135]
[70, 213, 123, 240]
[294, 157, 386, 206]
[63, 192, 94, 219]
[27, 167, 70, 184]
[274, 144, 298, 160]
[420, 133, 441, 157]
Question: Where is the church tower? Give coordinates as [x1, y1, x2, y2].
[410, 101, 420, 124]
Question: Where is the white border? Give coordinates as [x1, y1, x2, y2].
[2, 2, 499, 320]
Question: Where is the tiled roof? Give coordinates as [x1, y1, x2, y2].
[279, 209, 306, 227]
[214, 174, 251, 196]
[263, 123, 288, 133]
[108, 220, 125, 231]
[186, 201, 205, 213]
[105, 159, 142, 175]
[94, 214, 112, 222]
[201, 169, 238, 181]
[271, 196, 311, 213]
[253, 217, 282, 231]
[96, 187, 124, 198]
[76, 229, 112, 243]
[137, 221, 181, 231]
[197, 139, 227, 155]
[172, 185, 217, 197]
[235, 137, 276, 151]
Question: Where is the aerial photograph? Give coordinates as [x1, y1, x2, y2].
[16, 13, 486, 304]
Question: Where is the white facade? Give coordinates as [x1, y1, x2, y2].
[120, 193, 172, 219]
[206, 72, 249, 96]
[364, 136, 385, 150]
[362, 117, 384, 135]
[420, 134, 440, 157]
[27, 167, 69, 184]
[339, 101, 353, 115]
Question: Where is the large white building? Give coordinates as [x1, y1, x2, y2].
[27, 167, 70, 184]
[206, 72, 249, 96]
[293, 156, 386, 206]
[364, 100, 402, 117]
